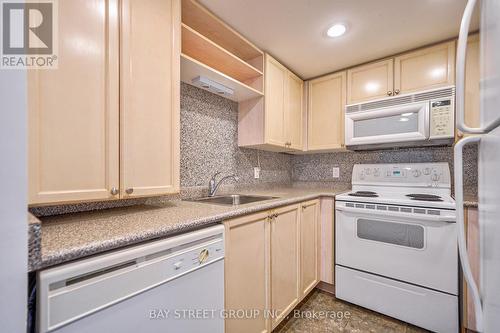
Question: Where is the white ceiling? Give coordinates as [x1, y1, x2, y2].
[198, 0, 480, 79]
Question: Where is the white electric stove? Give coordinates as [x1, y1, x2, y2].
[335, 163, 458, 333]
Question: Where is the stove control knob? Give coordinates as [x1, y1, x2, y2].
[412, 169, 422, 177]
[374, 169, 380, 177]
[423, 168, 431, 175]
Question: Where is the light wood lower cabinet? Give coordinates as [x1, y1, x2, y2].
[224, 211, 271, 333]
[463, 207, 480, 332]
[299, 200, 320, 297]
[270, 205, 300, 328]
[28, 0, 180, 205]
[224, 201, 321, 332]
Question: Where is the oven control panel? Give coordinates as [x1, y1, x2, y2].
[353, 163, 451, 187]
[430, 98, 454, 138]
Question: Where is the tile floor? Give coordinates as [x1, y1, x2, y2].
[275, 289, 429, 333]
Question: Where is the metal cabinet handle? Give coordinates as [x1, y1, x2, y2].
[454, 135, 483, 332]
[394, 89, 400, 95]
[110, 187, 119, 196]
[387, 91, 393, 96]
[125, 188, 134, 195]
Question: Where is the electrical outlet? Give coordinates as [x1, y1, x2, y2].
[254, 167, 261, 179]
[332, 167, 340, 179]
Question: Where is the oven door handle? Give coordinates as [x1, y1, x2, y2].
[335, 206, 456, 223]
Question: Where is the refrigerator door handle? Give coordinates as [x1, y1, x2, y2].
[456, 0, 500, 134]
[454, 135, 483, 332]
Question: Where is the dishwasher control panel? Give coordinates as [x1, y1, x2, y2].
[171, 239, 224, 275]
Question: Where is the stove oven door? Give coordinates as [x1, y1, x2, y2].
[335, 202, 457, 295]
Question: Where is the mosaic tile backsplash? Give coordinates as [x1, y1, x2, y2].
[30, 83, 478, 217]
[180, 83, 291, 187]
[292, 144, 478, 193]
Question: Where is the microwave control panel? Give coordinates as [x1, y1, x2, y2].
[430, 98, 454, 138]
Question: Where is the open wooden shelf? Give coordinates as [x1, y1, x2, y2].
[182, 23, 263, 85]
[182, 0, 263, 69]
[181, 53, 263, 102]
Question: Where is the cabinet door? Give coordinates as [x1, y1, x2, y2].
[225, 211, 271, 333]
[28, 0, 119, 205]
[120, 0, 180, 198]
[394, 41, 455, 94]
[265, 55, 287, 147]
[285, 72, 304, 150]
[300, 200, 320, 297]
[307, 71, 346, 151]
[271, 205, 300, 328]
[347, 59, 393, 104]
[464, 207, 480, 332]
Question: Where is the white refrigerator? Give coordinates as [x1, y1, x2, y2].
[455, 0, 500, 332]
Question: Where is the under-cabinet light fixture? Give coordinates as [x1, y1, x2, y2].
[191, 76, 234, 97]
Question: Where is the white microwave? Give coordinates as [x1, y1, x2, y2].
[345, 86, 455, 150]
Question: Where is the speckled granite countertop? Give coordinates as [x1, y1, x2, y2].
[30, 187, 349, 271]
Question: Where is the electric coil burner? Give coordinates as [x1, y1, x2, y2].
[348, 191, 379, 197]
[406, 194, 444, 202]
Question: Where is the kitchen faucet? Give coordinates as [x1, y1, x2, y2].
[208, 172, 239, 197]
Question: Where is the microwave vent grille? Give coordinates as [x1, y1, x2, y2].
[413, 87, 455, 102]
[345, 86, 455, 113]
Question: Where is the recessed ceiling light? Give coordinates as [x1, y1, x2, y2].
[327, 24, 347, 38]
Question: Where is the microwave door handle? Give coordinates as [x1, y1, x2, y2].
[457, 0, 500, 134]
[455, 135, 483, 332]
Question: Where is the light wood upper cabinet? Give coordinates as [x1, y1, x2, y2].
[28, 0, 120, 205]
[270, 205, 300, 328]
[224, 211, 271, 333]
[307, 71, 346, 151]
[394, 41, 455, 94]
[300, 200, 320, 297]
[346, 41, 456, 105]
[29, 0, 180, 205]
[265, 55, 287, 147]
[239, 54, 304, 152]
[286, 72, 304, 150]
[120, 0, 180, 198]
[347, 59, 394, 104]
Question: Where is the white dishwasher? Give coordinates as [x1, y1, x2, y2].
[37, 225, 225, 333]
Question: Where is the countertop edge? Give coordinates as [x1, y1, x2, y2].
[31, 191, 343, 271]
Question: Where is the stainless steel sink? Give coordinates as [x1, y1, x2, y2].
[189, 194, 277, 206]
